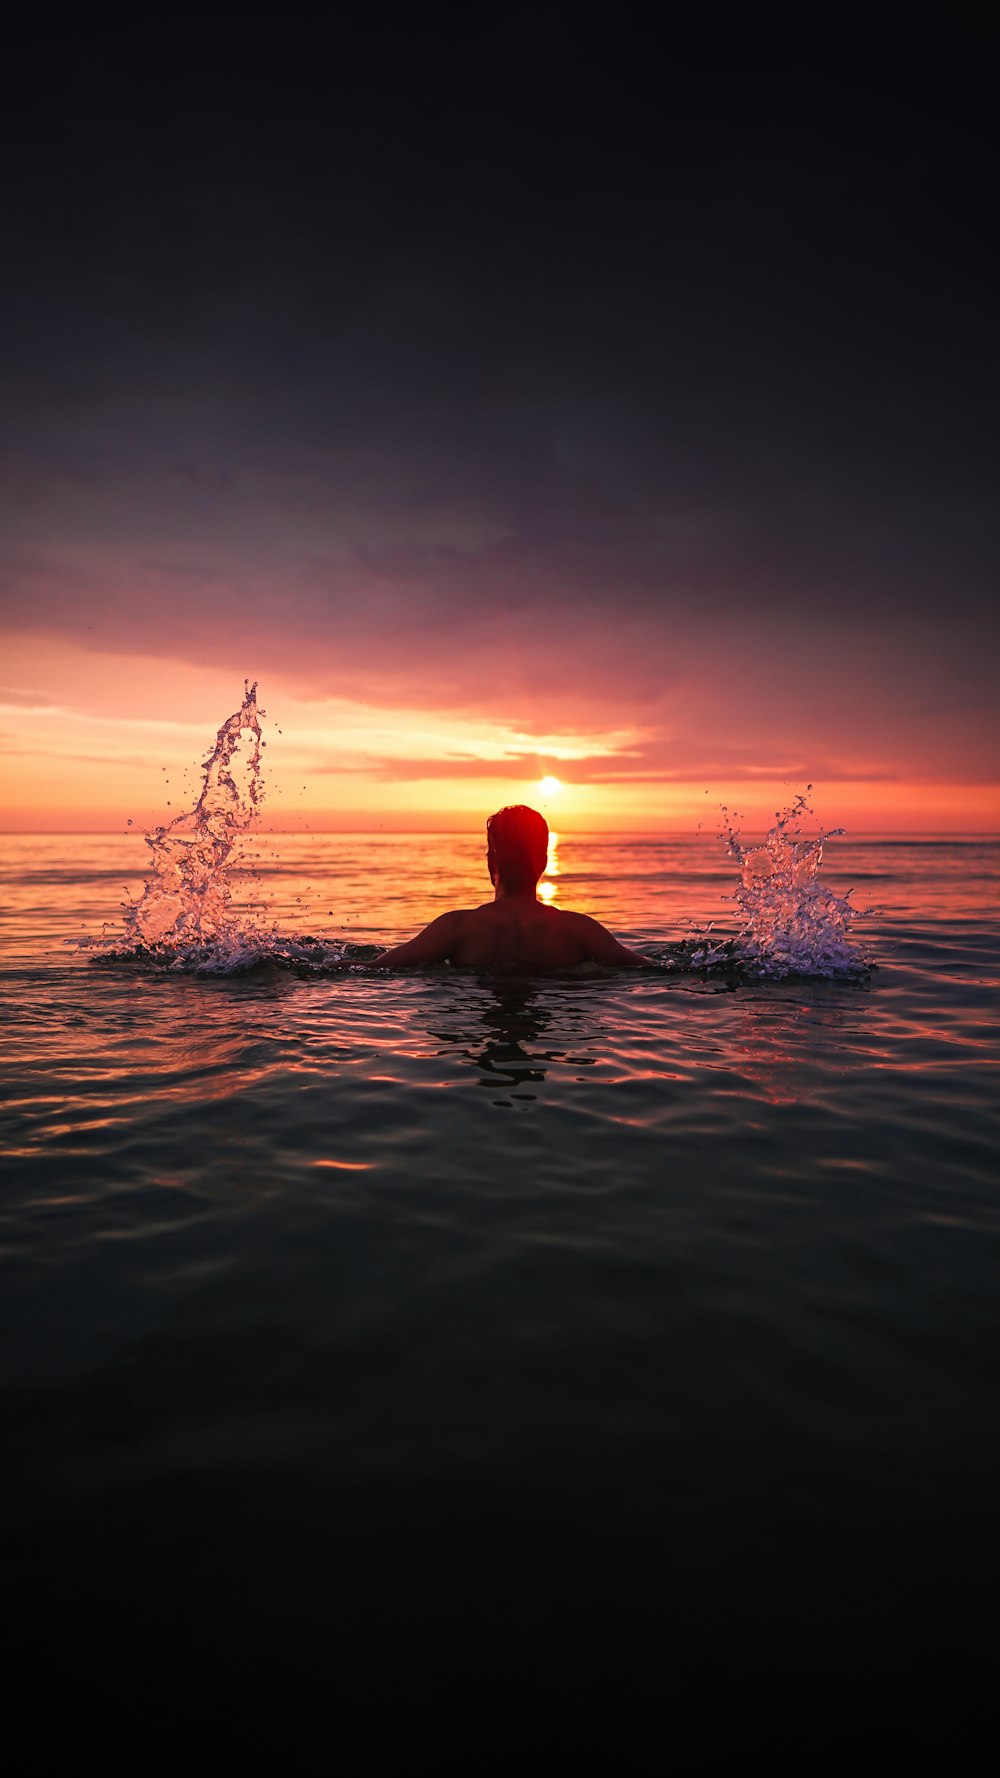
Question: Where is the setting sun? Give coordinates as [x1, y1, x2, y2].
[539, 776, 561, 796]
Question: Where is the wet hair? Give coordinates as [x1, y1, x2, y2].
[486, 805, 549, 892]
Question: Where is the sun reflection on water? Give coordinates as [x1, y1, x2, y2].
[539, 829, 560, 901]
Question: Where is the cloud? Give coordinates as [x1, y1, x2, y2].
[0, 687, 59, 710]
[1, 15, 996, 812]
[308, 750, 646, 782]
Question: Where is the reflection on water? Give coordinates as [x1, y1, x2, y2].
[728, 985, 868, 1108]
[432, 981, 568, 1101]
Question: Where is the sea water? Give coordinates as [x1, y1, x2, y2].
[1, 691, 998, 1737]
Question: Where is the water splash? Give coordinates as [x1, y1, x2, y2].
[93, 682, 347, 974]
[686, 787, 869, 978]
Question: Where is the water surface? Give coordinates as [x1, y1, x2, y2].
[1, 827, 998, 1735]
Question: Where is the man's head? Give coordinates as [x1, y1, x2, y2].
[486, 805, 549, 891]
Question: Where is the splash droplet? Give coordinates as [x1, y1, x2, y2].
[93, 683, 348, 976]
[705, 789, 866, 978]
[120, 682, 267, 956]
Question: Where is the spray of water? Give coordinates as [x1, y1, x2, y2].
[121, 680, 265, 953]
[97, 681, 345, 973]
[685, 787, 868, 978]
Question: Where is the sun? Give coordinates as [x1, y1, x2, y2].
[538, 775, 561, 796]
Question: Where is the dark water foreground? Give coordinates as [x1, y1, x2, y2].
[1, 833, 998, 1754]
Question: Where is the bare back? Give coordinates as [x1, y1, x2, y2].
[446, 901, 602, 969]
[370, 896, 649, 971]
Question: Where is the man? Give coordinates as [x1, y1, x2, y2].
[368, 805, 650, 970]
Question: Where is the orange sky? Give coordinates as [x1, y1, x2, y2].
[2, 632, 996, 835]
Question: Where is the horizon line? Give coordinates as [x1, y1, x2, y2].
[2, 827, 998, 840]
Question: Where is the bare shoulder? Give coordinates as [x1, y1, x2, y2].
[427, 907, 477, 942]
[559, 909, 650, 967]
[413, 907, 471, 936]
[368, 906, 471, 968]
[557, 910, 609, 937]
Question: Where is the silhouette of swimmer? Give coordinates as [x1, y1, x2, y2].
[369, 805, 650, 970]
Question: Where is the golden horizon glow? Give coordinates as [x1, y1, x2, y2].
[0, 634, 997, 836]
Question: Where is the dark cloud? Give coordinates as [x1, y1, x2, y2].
[1, 9, 997, 786]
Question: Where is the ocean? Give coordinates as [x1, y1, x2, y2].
[1, 814, 998, 1750]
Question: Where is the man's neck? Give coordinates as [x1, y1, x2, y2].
[493, 883, 538, 904]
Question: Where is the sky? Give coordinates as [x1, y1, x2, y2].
[2, 7, 997, 833]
